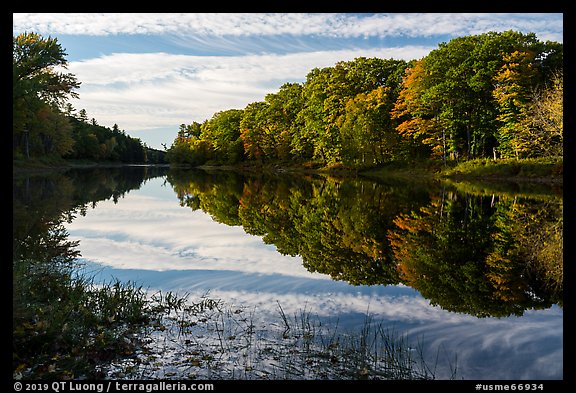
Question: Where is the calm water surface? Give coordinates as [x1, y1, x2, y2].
[14, 166, 563, 380]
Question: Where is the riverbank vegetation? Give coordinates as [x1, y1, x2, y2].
[364, 156, 562, 184]
[449, 157, 563, 183]
[104, 297, 454, 380]
[13, 31, 562, 182]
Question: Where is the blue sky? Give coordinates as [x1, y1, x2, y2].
[13, 13, 563, 150]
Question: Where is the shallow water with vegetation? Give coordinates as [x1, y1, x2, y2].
[13, 166, 563, 380]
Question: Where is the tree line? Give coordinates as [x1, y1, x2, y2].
[13, 32, 165, 164]
[166, 30, 562, 168]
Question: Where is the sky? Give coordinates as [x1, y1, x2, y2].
[12, 13, 564, 150]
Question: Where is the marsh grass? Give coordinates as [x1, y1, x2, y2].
[104, 296, 458, 380]
[13, 257, 152, 379]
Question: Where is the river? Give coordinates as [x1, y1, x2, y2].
[13, 165, 563, 380]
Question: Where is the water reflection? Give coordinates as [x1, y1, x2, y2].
[15, 166, 562, 316]
[168, 168, 563, 317]
[13, 166, 563, 379]
[13, 166, 168, 262]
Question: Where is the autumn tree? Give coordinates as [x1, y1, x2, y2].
[393, 31, 562, 162]
[165, 31, 562, 168]
[391, 60, 442, 161]
[520, 70, 563, 157]
[492, 50, 539, 159]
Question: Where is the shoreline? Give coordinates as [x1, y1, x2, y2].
[13, 158, 563, 186]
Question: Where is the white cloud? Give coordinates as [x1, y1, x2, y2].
[13, 13, 563, 42]
[404, 307, 563, 379]
[69, 47, 428, 86]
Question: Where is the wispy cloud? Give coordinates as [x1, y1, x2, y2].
[13, 13, 563, 42]
[69, 47, 430, 86]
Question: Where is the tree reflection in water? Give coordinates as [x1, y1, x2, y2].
[168, 168, 563, 318]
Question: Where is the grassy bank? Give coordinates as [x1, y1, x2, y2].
[439, 157, 563, 183]
[13, 157, 168, 176]
[12, 155, 73, 174]
[360, 160, 442, 182]
[15, 156, 562, 185]
[13, 256, 155, 379]
[362, 157, 562, 185]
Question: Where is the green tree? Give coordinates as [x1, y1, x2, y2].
[200, 109, 244, 164]
[295, 57, 408, 165]
[295, 67, 332, 162]
[32, 104, 75, 156]
[240, 101, 270, 162]
[177, 122, 202, 140]
[13, 32, 80, 108]
[419, 33, 504, 160]
[77, 109, 89, 123]
[264, 83, 304, 161]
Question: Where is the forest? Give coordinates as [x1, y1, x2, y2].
[165, 30, 563, 169]
[12, 32, 165, 164]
